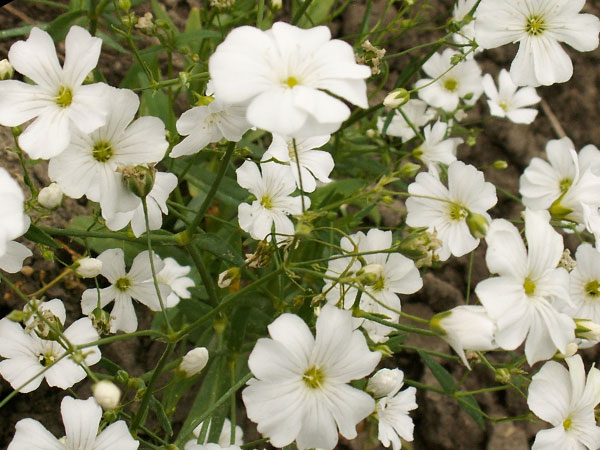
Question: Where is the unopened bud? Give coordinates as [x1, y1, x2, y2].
[0, 59, 13, 80]
[399, 162, 420, 179]
[366, 129, 377, 138]
[271, 0, 282, 9]
[549, 199, 573, 219]
[38, 183, 63, 209]
[217, 267, 240, 289]
[494, 368, 511, 384]
[466, 211, 489, 239]
[118, 0, 131, 12]
[575, 319, 600, 340]
[93, 380, 121, 410]
[75, 257, 103, 278]
[556, 342, 578, 359]
[121, 165, 155, 198]
[115, 370, 130, 384]
[179, 347, 209, 377]
[6, 310, 26, 322]
[367, 368, 404, 398]
[492, 160, 508, 170]
[383, 88, 410, 108]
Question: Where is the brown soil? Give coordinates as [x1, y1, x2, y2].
[1, 0, 600, 449]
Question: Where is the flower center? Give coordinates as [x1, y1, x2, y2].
[55, 86, 73, 108]
[526, 15, 546, 36]
[303, 365, 325, 389]
[563, 417, 572, 431]
[92, 141, 114, 163]
[284, 76, 300, 88]
[585, 280, 600, 298]
[260, 195, 273, 209]
[523, 277, 536, 296]
[115, 277, 132, 292]
[448, 204, 468, 221]
[499, 101, 509, 111]
[559, 177, 572, 194]
[39, 352, 57, 367]
[443, 78, 459, 92]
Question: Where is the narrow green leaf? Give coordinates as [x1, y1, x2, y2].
[24, 224, 61, 249]
[45, 9, 87, 40]
[457, 395, 486, 429]
[193, 233, 244, 266]
[150, 396, 174, 437]
[418, 350, 455, 395]
[150, 0, 177, 32]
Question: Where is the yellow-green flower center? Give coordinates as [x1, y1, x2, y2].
[443, 78, 459, 92]
[303, 365, 325, 389]
[563, 417, 572, 431]
[92, 140, 114, 163]
[585, 280, 600, 298]
[260, 195, 273, 209]
[499, 101, 509, 112]
[523, 277, 536, 296]
[55, 86, 73, 108]
[40, 352, 57, 367]
[284, 76, 299, 88]
[448, 204, 468, 221]
[115, 277, 132, 292]
[526, 15, 546, 36]
[559, 177, 572, 194]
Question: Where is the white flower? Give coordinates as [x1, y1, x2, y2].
[185, 444, 240, 450]
[242, 305, 381, 450]
[262, 134, 333, 193]
[527, 354, 600, 449]
[187, 418, 243, 448]
[482, 69, 541, 124]
[48, 86, 168, 220]
[171, 96, 251, 158]
[367, 368, 405, 398]
[452, 0, 479, 52]
[564, 243, 600, 324]
[322, 229, 422, 343]
[180, 347, 209, 377]
[8, 396, 139, 450]
[81, 248, 171, 333]
[415, 48, 483, 112]
[37, 182, 63, 209]
[475, 0, 600, 87]
[236, 161, 307, 243]
[209, 22, 371, 137]
[158, 257, 194, 307]
[376, 369, 418, 450]
[0, 26, 109, 159]
[430, 305, 496, 368]
[92, 380, 121, 410]
[0, 58, 13, 79]
[0, 299, 101, 393]
[0, 240, 32, 274]
[0, 167, 28, 258]
[519, 138, 600, 224]
[104, 171, 178, 237]
[377, 99, 435, 142]
[413, 121, 462, 171]
[475, 209, 575, 365]
[406, 161, 497, 261]
[75, 257, 103, 278]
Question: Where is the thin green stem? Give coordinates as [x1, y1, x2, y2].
[185, 243, 219, 306]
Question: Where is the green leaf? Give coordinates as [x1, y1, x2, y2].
[297, 0, 335, 27]
[457, 395, 486, 430]
[24, 224, 61, 249]
[418, 350, 455, 395]
[0, 25, 39, 40]
[193, 233, 244, 266]
[150, 396, 174, 437]
[150, 0, 177, 32]
[45, 10, 87, 41]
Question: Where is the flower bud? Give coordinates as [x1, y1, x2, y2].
[38, 183, 63, 209]
[179, 347, 209, 377]
[494, 368, 511, 384]
[575, 319, 600, 340]
[383, 88, 410, 108]
[399, 162, 421, 179]
[118, 0, 131, 12]
[271, 0, 282, 9]
[121, 165, 155, 198]
[555, 342, 579, 359]
[492, 160, 508, 170]
[549, 199, 573, 219]
[218, 267, 240, 289]
[430, 305, 496, 368]
[75, 257, 103, 278]
[0, 59, 14, 80]
[367, 368, 404, 398]
[466, 211, 489, 239]
[92, 380, 121, 410]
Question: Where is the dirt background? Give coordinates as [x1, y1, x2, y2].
[1, 0, 600, 449]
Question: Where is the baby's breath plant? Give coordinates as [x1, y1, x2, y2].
[1, 1, 600, 449]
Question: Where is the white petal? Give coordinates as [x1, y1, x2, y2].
[18, 110, 71, 159]
[8, 27, 62, 88]
[0, 81, 50, 126]
[62, 397, 102, 450]
[93, 421, 139, 450]
[7, 418, 62, 450]
[63, 26, 103, 87]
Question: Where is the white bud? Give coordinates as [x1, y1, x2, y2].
[218, 267, 240, 288]
[180, 347, 209, 377]
[75, 257, 103, 278]
[367, 368, 404, 398]
[271, 0, 282, 9]
[575, 319, 600, 341]
[38, 183, 63, 209]
[0, 59, 13, 80]
[92, 380, 121, 410]
[383, 88, 409, 108]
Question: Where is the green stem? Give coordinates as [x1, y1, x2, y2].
[291, 0, 314, 24]
[454, 385, 509, 397]
[38, 225, 177, 244]
[361, 312, 437, 336]
[185, 243, 219, 306]
[185, 141, 236, 239]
